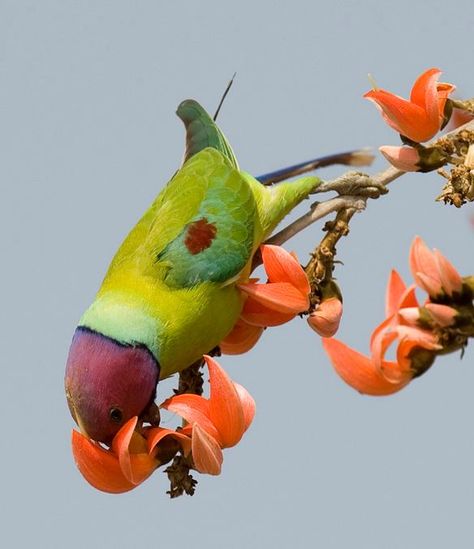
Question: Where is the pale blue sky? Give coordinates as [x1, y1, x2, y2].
[1, 1, 473, 548]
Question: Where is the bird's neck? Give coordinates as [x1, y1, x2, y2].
[79, 293, 160, 360]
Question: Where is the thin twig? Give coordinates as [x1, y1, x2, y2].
[266, 196, 366, 247]
[264, 119, 474, 250]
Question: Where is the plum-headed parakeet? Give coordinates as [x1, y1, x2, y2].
[65, 100, 320, 443]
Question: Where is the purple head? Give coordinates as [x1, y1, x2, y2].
[65, 327, 160, 444]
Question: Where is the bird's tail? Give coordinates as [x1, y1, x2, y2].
[176, 99, 239, 169]
[256, 149, 374, 185]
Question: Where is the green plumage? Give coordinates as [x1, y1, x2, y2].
[79, 100, 320, 377]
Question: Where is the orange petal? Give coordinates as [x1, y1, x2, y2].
[71, 430, 157, 493]
[322, 338, 408, 396]
[219, 318, 264, 354]
[205, 355, 246, 448]
[410, 236, 438, 280]
[307, 297, 343, 337]
[395, 325, 441, 352]
[238, 281, 309, 314]
[233, 382, 256, 431]
[409, 68, 441, 123]
[398, 285, 419, 309]
[111, 416, 138, 484]
[370, 316, 397, 368]
[240, 297, 296, 327]
[385, 270, 407, 317]
[436, 82, 456, 122]
[409, 236, 442, 296]
[191, 423, 223, 476]
[364, 88, 434, 142]
[395, 333, 439, 373]
[161, 394, 220, 442]
[378, 358, 413, 385]
[379, 146, 420, 172]
[261, 245, 310, 295]
[416, 272, 443, 297]
[434, 249, 463, 295]
[146, 427, 192, 456]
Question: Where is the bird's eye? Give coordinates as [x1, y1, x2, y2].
[109, 407, 123, 424]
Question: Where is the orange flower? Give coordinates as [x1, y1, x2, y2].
[238, 245, 310, 318]
[364, 68, 455, 142]
[72, 357, 254, 490]
[72, 417, 191, 493]
[162, 355, 255, 475]
[221, 245, 310, 354]
[409, 236, 462, 298]
[323, 270, 440, 395]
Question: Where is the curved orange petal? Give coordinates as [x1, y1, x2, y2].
[161, 394, 220, 442]
[146, 427, 192, 456]
[261, 245, 310, 295]
[396, 339, 420, 372]
[416, 272, 443, 297]
[370, 316, 397, 368]
[436, 82, 456, 121]
[127, 454, 160, 486]
[220, 318, 264, 354]
[111, 416, 138, 484]
[233, 382, 256, 431]
[395, 325, 441, 352]
[409, 236, 442, 295]
[191, 424, 223, 476]
[378, 358, 413, 384]
[364, 89, 434, 142]
[240, 297, 295, 327]
[71, 430, 157, 493]
[396, 334, 439, 373]
[398, 285, 419, 309]
[385, 270, 407, 317]
[238, 282, 309, 314]
[322, 338, 408, 396]
[205, 355, 246, 448]
[409, 68, 441, 123]
[434, 249, 462, 295]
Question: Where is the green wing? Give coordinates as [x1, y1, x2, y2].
[107, 99, 318, 290]
[142, 147, 255, 287]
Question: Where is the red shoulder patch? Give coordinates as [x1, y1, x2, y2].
[184, 218, 217, 255]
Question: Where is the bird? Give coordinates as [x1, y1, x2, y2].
[65, 98, 321, 444]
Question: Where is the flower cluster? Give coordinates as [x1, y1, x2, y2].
[220, 244, 343, 353]
[69, 67, 474, 498]
[72, 355, 254, 493]
[323, 237, 472, 395]
[365, 68, 458, 172]
[72, 244, 345, 493]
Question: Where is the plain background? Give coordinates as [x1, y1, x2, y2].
[1, 1, 473, 548]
